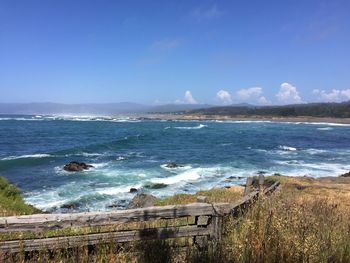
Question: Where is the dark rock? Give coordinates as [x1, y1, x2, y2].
[129, 188, 138, 193]
[108, 200, 127, 209]
[144, 183, 168, 189]
[127, 193, 158, 209]
[61, 202, 80, 209]
[64, 161, 94, 172]
[165, 162, 183, 168]
[340, 171, 350, 177]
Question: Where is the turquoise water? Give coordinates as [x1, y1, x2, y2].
[1, 115, 350, 212]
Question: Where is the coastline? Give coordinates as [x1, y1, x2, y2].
[146, 113, 350, 124]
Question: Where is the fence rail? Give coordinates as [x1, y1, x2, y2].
[0, 178, 280, 253]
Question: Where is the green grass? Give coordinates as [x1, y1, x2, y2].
[0, 176, 40, 216]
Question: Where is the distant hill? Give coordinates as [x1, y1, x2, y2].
[0, 102, 150, 115]
[186, 101, 350, 118]
[0, 102, 213, 115]
[149, 104, 213, 113]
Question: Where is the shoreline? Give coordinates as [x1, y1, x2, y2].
[147, 113, 350, 124]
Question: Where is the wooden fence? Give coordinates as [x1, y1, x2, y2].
[0, 177, 280, 253]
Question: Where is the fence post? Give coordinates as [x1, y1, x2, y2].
[194, 196, 209, 248]
[258, 174, 265, 195]
[211, 214, 223, 244]
[244, 177, 253, 196]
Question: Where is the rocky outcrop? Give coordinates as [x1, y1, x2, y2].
[127, 193, 158, 209]
[144, 183, 168, 189]
[165, 162, 183, 168]
[129, 188, 138, 193]
[340, 171, 350, 177]
[63, 161, 94, 172]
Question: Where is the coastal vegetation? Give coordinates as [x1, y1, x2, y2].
[1, 175, 350, 262]
[186, 101, 350, 118]
[0, 176, 39, 216]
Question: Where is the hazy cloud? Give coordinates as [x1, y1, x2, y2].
[151, 38, 184, 51]
[192, 5, 223, 21]
[176, 91, 198, 104]
[216, 90, 232, 104]
[313, 89, 350, 102]
[236, 87, 269, 104]
[276, 83, 303, 104]
[258, 96, 269, 105]
[184, 90, 197, 104]
[237, 87, 262, 99]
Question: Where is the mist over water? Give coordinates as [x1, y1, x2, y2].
[1, 115, 350, 212]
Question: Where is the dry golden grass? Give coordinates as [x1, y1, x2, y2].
[218, 175, 350, 263]
[2, 175, 350, 263]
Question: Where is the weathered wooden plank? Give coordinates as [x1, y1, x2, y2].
[213, 190, 260, 215]
[0, 203, 215, 232]
[0, 225, 211, 253]
[263, 181, 280, 195]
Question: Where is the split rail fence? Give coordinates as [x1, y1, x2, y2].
[0, 176, 280, 253]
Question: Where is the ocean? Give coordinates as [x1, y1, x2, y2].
[1, 115, 350, 212]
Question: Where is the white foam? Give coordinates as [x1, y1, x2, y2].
[160, 164, 192, 171]
[97, 184, 141, 195]
[273, 160, 350, 177]
[303, 148, 328, 155]
[278, 145, 297, 151]
[317, 127, 333, 130]
[308, 122, 350, 127]
[1, 154, 52, 161]
[151, 168, 201, 185]
[174, 124, 207, 130]
[220, 143, 233, 146]
[116, 156, 128, 161]
[0, 117, 43, 121]
[89, 162, 110, 169]
[80, 152, 104, 157]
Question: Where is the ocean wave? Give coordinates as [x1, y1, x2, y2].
[97, 184, 142, 195]
[317, 127, 333, 130]
[79, 152, 104, 157]
[303, 148, 328, 155]
[273, 160, 350, 176]
[160, 164, 192, 171]
[0, 117, 44, 121]
[151, 168, 201, 185]
[278, 145, 297, 151]
[1, 154, 52, 161]
[173, 124, 208, 130]
[116, 156, 128, 161]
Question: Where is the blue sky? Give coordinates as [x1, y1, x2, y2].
[0, 0, 350, 105]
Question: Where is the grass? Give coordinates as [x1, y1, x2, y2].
[155, 186, 243, 206]
[218, 176, 350, 263]
[1, 175, 350, 262]
[0, 176, 40, 216]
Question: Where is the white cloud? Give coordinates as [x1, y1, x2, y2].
[258, 96, 269, 105]
[192, 5, 223, 21]
[184, 90, 197, 104]
[216, 90, 232, 104]
[151, 38, 184, 51]
[276, 82, 303, 104]
[237, 87, 262, 99]
[341, 89, 350, 99]
[236, 87, 269, 105]
[313, 89, 350, 102]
